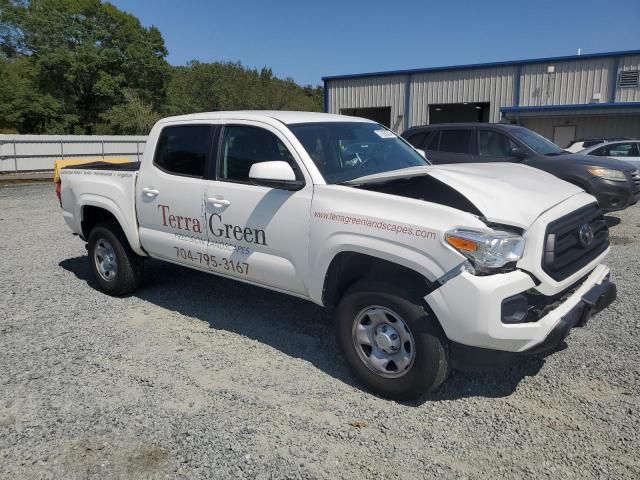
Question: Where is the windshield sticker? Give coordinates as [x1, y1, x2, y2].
[374, 129, 397, 139]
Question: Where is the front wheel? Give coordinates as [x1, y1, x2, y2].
[336, 279, 449, 400]
[87, 222, 144, 296]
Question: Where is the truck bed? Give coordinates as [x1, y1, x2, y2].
[59, 161, 144, 255]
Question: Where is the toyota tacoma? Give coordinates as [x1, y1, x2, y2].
[58, 111, 616, 400]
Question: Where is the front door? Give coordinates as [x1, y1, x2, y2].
[475, 129, 520, 163]
[205, 122, 312, 295]
[136, 124, 215, 266]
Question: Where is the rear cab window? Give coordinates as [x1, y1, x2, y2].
[153, 125, 212, 177]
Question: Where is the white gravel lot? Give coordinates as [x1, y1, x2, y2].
[0, 183, 639, 480]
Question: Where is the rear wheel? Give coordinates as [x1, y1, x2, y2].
[87, 222, 143, 296]
[335, 279, 449, 400]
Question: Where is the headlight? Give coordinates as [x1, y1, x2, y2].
[587, 166, 627, 182]
[445, 229, 525, 273]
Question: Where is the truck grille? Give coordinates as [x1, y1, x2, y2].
[542, 203, 609, 281]
[631, 169, 640, 194]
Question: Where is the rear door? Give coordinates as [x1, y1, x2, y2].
[136, 123, 216, 265]
[204, 121, 312, 295]
[425, 128, 474, 164]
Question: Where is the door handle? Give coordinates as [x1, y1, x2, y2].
[142, 187, 159, 197]
[207, 197, 231, 208]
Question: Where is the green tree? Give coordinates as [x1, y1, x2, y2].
[0, 0, 170, 133]
[0, 56, 61, 132]
[100, 88, 160, 134]
[166, 61, 323, 115]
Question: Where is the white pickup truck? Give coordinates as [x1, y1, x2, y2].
[59, 111, 616, 400]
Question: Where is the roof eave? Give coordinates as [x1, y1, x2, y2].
[322, 49, 640, 82]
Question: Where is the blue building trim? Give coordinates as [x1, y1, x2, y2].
[513, 64, 522, 108]
[323, 79, 329, 113]
[609, 57, 620, 103]
[322, 49, 640, 82]
[404, 74, 412, 131]
[501, 102, 640, 114]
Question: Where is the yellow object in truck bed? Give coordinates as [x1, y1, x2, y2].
[53, 157, 132, 183]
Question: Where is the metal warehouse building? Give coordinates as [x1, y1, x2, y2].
[322, 49, 640, 147]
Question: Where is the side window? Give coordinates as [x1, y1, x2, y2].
[405, 132, 427, 148]
[425, 131, 440, 150]
[154, 125, 211, 177]
[438, 130, 472, 154]
[607, 143, 639, 157]
[220, 125, 297, 183]
[590, 145, 608, 156]
[478, 130, 517, 157]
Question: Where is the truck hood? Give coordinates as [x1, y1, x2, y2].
[347, 163, 584, 229]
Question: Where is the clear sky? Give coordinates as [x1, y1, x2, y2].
[111, 0, 639, 86]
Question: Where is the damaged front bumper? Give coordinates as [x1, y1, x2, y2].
[425, 263, 615, 359]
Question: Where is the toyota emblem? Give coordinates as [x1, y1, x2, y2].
[578, 223, 594, 248]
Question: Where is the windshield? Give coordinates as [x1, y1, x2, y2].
[288, 122, 428, 184]
[510, 127, 565, 155]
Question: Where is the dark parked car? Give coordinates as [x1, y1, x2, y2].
[402, 123, 640, 212]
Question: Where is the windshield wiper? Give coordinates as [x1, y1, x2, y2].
[544, 152, 564, 156]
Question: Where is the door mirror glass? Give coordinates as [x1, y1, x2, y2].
[249, 161, 304, 191]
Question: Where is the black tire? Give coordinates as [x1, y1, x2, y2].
[87, 221, 144, 296]
[335, 279, 449, 401]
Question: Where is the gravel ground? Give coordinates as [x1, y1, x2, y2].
[0, 183, 639, 480]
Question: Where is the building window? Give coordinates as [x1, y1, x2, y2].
[619, 70, 640, 88]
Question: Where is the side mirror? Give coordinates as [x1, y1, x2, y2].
[249, 161, 305, 191]
[510, 146, 527, 160]
[416, 148, 426, 158]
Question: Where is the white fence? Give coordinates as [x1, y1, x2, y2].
[0, 135, 147, 173]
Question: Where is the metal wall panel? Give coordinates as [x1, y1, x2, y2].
[409, 66, 518, 125]
[326, 76, 407, 131]
[520, 115, 640, 142]
[616, 55, 640, 103]
[519, 58, 613, 107]
[326, 54, 640, 132]
[0, 135, 147, 173]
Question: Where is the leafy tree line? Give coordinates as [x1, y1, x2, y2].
[0, 0, 323, 135]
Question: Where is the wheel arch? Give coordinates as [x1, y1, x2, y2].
[78, 196, 145, 256]
[320, 251, 436, 309]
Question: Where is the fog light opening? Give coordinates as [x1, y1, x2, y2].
[501, 294, 529, 324]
